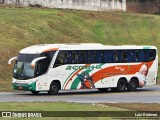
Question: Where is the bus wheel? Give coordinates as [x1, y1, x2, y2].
[48, 81, 60, 95]
[127, 78, 138, 91]
[98, 88, 109, 93]
[116, 78, 127, 92]
[31, 91, 40, 95]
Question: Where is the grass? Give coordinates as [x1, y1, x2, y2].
[100, 103, 160, 111]
[0, 7, 160, 91]
[0, 102, 126, 120]
[0, 102, 124, 111]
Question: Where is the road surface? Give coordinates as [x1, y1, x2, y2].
[0, 86, 160, 103]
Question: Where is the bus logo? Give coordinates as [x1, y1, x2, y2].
[66, 65, 102, 70]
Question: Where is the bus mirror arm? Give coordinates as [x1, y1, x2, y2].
[8, 57, 17, 67]
[31, 57, 46, 69]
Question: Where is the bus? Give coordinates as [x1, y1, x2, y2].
[8, 43, 158, 95]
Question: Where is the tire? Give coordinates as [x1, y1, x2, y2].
[31, 91, 40, 95]
[98, 88, 109, 93]
[127, 78, 138, 91]
[116, 78, 127, 92]
[48, 81, 60, 95]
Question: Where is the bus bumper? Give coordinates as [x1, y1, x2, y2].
[12, 82, 36, 91]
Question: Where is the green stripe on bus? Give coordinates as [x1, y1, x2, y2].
[62, 70, 77, 89]
[70, 69, 92, 89]
[70, 63, 105, 89]
[143, 47, 151, 49]
[63, 64, 89, 89]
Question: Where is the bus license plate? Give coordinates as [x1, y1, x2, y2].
[19, 86, 23, 89]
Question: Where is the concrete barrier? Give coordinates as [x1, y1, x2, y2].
[3, 0, 126, 11]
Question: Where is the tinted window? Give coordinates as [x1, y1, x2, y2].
[104, 51, 112, 63]
[36, 58, 51, 76]
[119, 51, 128, 62]
[54, 51, 70, 67]
[41, 51, 56, 58]
[127, 51, 134, 62]
[88, 51, 98, 63]
[17, 54, 40, 62]
[53, 49, 156, 67]
[88, 51, 104, 63]
[97, 51, 104, 63]
[113, 51, 119, 63]
[71, 51, 79, 64]
[78, 51, 87, 64]
[146, 49, 156, 61]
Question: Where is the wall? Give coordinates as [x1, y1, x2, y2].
[3, 0, 126, 11]
[127, 0, 160, 14]
[0, 0, 4, 3]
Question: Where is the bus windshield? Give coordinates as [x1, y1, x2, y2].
[13, 51, 55, 80]
[13, 54, 40, 80]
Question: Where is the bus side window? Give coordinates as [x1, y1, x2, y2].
[71, 51, 79, 64]
[88, 51, 98, 63]
[119, 51, 128, 63]
[97, 51, 104, 63]
[146, 49, 156, 61]
[134, 50, 145, 62]
[134, 50, 139, 62]
[139, 50, 145, 62]
[104, 51, 111, 63]
[128, 51, 134, 62]
[36, 58, 50, 76]
[88, 51, 91, 63]
[93, 51, 98, 63]
[54, 51, 69, 67]
[78, 51, 87, 64]
[113, 51, 119, 63]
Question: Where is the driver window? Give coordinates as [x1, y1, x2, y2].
[36, 58, 50, 76]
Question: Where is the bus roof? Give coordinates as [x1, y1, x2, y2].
[19, 43, 157, 54]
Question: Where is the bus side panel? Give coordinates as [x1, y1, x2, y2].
[146, 60, 157, 85]
[47, 60, 157, 90]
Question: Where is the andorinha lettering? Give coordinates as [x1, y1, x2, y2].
[66, 65, 102, 70]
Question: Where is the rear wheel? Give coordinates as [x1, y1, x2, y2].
[116, 78, 127, 92]
[48, 81, 60, 95]
[127, 78, 138, 91]
[98, 88, 109, 93]
[31, 91, 40, 95]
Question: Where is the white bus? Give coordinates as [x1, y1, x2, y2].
[8, 43, 158, 95]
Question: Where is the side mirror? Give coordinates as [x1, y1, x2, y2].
[8, 57, 17, 67]
[31, 57, 46, 69]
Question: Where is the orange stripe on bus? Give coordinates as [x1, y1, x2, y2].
[84, 61, 153, 88]
[43, 48, 58, 53]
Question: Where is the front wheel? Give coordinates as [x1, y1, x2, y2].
[116, 79, 127, 92]
[31, 91, 40, 95]
[48, 82, 60, 95]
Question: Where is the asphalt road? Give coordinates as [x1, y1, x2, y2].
[0, 86, 160, 103]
